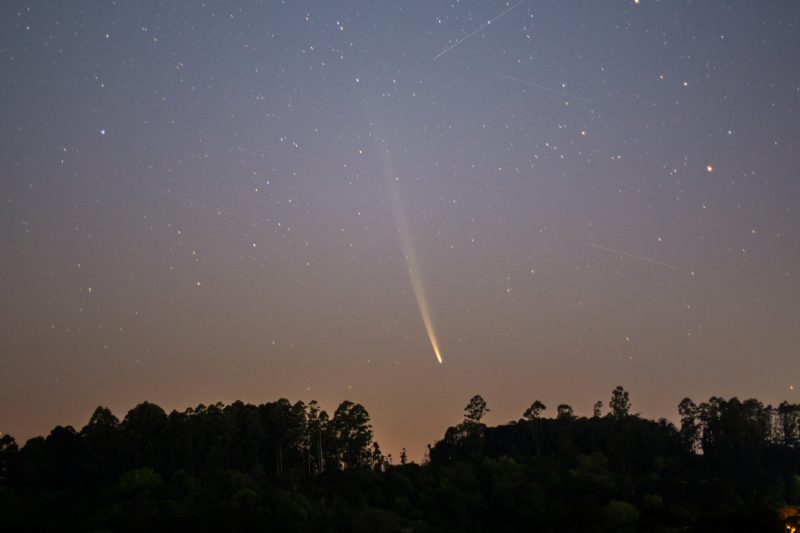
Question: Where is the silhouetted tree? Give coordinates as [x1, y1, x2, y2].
[698, 397, 773, 491]
[119, 402, 167, 469]
[0, 434, 18, 484]
[464, 395, 489, 426]
[610, 386, 631, 419]
[329, 401, 373, 470]
[259, 399, 306, 475]
[523, 400, 547, 458]
[523, 400, 546, 421]
[371, 442, 385, 471]
[678, 397, 700, 452]
[305, 400, 327, 474]
[461, 395, 490, 459]
[223, 400, 262, 472]
[556, 404, 574, 420]
[81, 406, 120, 481]
[777, 401, 800, 447]
[593, 401, 603, 418]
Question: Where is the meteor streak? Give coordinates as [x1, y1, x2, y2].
[494, 72, 592, 104]
[343, 225, 396, 264]
[587, 243, 678, 270]
[433, 0, 528, 61]
[149, 187, 233, 216]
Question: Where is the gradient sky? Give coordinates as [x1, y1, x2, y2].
[1, 0, 799, 461]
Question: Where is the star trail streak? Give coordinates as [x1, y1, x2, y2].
[433, 0, 528, 61]
[587, 243, 678, 270]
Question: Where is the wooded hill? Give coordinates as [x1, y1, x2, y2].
[1, 387, 799, 532]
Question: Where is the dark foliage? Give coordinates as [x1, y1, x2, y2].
[1, 389, 798, 532]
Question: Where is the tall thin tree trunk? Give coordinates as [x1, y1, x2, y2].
[318, 427, 324, 473]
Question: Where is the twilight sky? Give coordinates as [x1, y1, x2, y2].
[1, 0, 799, 460]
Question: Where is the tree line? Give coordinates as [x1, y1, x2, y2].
[1, 388, 799, 532]
[1, 398, 379, 487]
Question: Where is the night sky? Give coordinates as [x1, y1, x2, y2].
[2, 0, 799, 461]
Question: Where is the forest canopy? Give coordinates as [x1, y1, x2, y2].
[1, 388, 799, 532]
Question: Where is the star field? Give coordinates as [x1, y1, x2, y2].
[1, 0, 799, 459]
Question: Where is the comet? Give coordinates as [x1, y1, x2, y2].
[367, 109, 445, 364]
[388, 177, 444, 364]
